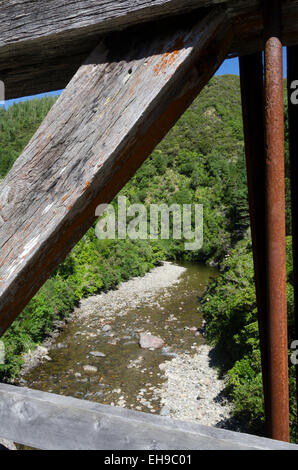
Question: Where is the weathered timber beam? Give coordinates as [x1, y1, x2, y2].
[0, 383, 297, 450]
[2, 0, 298, 98]
[230, 0, 298, 57]
[0, 0, 231, 99]
[6, 0, 298, 99]
[0, 9, 233, 337]
[0, 0, 226, 46]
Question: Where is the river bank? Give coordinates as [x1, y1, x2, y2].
[18, 261, 234, 430]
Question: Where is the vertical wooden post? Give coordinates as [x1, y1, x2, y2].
[239, 52, 270, 432]
[263, 0, 290, 442]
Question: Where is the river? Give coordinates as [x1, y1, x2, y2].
[19, 261, 233, 427]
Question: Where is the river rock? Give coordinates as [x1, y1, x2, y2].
[139, 333, 164, 349]
[53, 320, 64, 329]
[83, 365, 98, 373]
[189, 326, 198, 332]
[90, 351, 106, 357]
[161, 347, 176, 357]
[108, 339, 119, 345]
[102, 324, 112, 332]
[195, 329, 205, 336]
[37, 346, 49, 356]
[160, 406, 171, 416]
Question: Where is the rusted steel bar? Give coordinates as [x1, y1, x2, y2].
[287, 44, 298, 425]
[263, 0, 290, 442]
[239, 52, 270, 431]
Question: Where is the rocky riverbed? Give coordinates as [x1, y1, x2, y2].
[19, 261, 234, 432]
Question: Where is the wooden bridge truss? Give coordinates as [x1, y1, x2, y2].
[1, 0, 298, 449]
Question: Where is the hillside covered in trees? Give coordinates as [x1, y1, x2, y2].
[0, 75, 296, 440]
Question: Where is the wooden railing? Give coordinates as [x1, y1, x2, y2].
[0, 383, 297, 450]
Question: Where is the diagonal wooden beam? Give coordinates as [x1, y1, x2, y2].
[0, 8, 233, 337]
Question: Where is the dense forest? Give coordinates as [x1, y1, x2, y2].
[0, 76, 296, 440]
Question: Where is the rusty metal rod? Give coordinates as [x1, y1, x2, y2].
[263, 0, 290, 442]
[239, 52, 270, 430]
[287, 45, 298, 425]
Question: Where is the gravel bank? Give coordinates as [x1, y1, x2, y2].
[75, 261, 187, 320]
[157, 344, 233, 427]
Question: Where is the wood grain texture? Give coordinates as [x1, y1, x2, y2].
[0, 0, 228, 99]
[0, 0, 226, 45]
[0, 383, 297, 450]
[1, 0, 298, 99]
[230, 0, 298, 57]
[6, 0, 298, 99]
[0, 9, 233, 337]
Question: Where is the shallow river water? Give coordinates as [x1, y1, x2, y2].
[20, 262, 218, 415]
